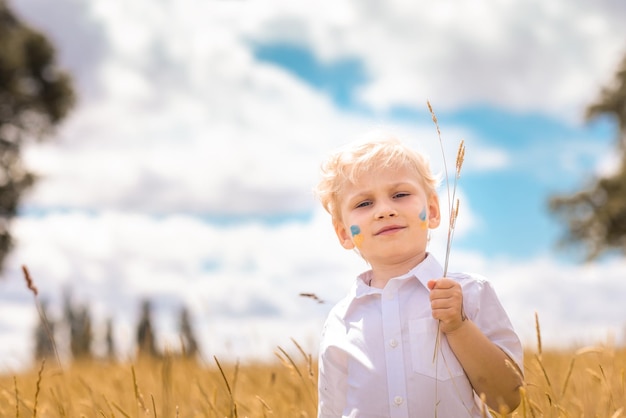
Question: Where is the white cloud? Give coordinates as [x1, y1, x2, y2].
[2, 0, 624, 373]
[3, 209, 625, 372]
[13, 0, 626, 119]
[304, 0, 626, 118]
[0, 209, 362, 369]
[17, 0, 610, 217]
[484, 256, 626, 349]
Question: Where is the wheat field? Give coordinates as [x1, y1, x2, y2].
[1, 335, 624, 418]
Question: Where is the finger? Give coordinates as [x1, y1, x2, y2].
[431, 306, 458, 322]
[429, 289, 449, 303]
[433, 278, 456, 289]
[431, 291, 462, 309]
[430, 297, 454, 308]
[431, 304, 460, 319]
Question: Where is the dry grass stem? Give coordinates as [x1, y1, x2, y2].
[275, 343, 317, 409]
[1, 332, 624, 417]
[151, 394, 158, 418]
[22, 265, 63, 371]
[561, 357, 576, 397]
[6, 261, 626, 418]
[14, 376, 19, 418]
[444, 198, 461, 276]
[426, 101, 465, 275]
[298, 293, 324, 304]
[428, 101, 466, 366]
[22, 265, 38, 296]
[427, 101, 442, 142]
[428, 100, 450, 217]
[33, 360, 45, 418]
[214, 356, 239, 418]
[534, 354, 553, 392]
[112, 401, 132, 418]
[131, 365, 149, 416]
[456, 140, 466, 176]
[535, 312, 543, 358]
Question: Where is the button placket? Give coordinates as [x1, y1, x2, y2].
[381, 284, 408, 417]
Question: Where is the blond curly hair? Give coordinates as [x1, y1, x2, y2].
[315, 134, 440, 222]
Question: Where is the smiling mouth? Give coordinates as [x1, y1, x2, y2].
[375, 226, 405, 235]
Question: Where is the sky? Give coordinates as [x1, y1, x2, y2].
[1, 0, 626, 372]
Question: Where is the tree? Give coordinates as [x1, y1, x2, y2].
[105, 317, 116, 361]
[63, 290, 93, 360]
[0, 0, 75, 271]
[136, 299, 158, 357]
[178, 306, 199, 358]
[549, 52, 626, 260]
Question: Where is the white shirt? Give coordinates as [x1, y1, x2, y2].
[317, 254, 523, 418]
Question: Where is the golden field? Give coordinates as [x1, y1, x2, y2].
[0, 337, 624, 418]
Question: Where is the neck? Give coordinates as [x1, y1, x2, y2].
[368, 252, 428, 288]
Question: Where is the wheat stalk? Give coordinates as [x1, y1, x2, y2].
[151, 395, 157, 418]
[427, 102, 471, 417]
[14, 376, 20, 418]
[32, 360, 45, 418]
[426, 102, 465, 276]
[214, 356, 239, 418]
[535, 311, 543, 359]
[196, 380, 220, 416]
[112, 401, 132, 418]
[427, 102, 466, 363]
[22, 265, 63, 371]
[131, 365, 149, 416]
[275, 344, 317, 409]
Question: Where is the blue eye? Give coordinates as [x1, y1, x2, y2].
[394, 192, 409, 199]
[355, 201, 371, 208]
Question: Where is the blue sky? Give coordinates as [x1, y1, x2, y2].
[253, 41, 617, 260]
[1, 0, 626, 372]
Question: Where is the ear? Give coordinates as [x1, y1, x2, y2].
[333, 220, 356, 250]
[427, 193, 441, 228]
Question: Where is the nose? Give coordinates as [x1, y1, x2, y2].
[375, 202, 397, 219]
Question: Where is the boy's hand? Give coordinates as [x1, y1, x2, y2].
[427, 278, 467, 333]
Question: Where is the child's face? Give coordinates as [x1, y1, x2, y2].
[334, 165, 440, 269]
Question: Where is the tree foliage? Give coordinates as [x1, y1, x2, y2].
[0, 0, 74, 270]
[550, 52, 626, 260]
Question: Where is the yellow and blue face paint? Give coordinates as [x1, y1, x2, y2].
[419, 206, 428, 230]
[350, 225, 364, 248]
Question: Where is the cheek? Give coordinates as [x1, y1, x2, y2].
[350, 224, 364, 248]
[419, 206, 428, 230]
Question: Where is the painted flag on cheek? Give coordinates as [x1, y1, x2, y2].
[419, 207, 428, 230]
[350, 225, 364, 248]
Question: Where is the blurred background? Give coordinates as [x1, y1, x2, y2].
[1, 0, 626, 372]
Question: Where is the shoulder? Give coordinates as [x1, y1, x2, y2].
[327, 293, 354, 320]
[321, 289, 356, 332]
[447, 271, 490, 292]
[318, 292, 356, 355]
[447, 271, 502, 313]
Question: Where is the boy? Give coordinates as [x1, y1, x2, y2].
[315, 135, 523, 417]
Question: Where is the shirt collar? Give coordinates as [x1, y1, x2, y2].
[411, 252, 444, 289]
[340, 253, 444, 317]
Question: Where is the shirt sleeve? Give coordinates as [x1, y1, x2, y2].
[317, 310, 348, 418]
[464, 277, 524, 373]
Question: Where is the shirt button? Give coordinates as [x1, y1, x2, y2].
[394, 396, 404, 405]
[389, 339, 398, 348]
